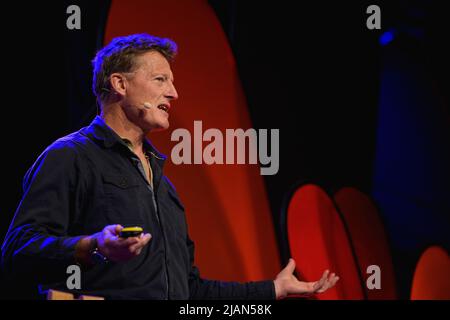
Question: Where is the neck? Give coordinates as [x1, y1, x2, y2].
[101, 104, 146, 155]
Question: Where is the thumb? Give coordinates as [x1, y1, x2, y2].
[284, 258, 296, 274]
[114, 224, 124, 235]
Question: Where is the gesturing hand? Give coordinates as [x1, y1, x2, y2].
[273, 259, 339, 299]
[96, 224, 152, 262]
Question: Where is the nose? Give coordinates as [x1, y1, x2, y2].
[165, 81, 179, 101]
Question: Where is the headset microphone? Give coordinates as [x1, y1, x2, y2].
[143, 102, 153, 109]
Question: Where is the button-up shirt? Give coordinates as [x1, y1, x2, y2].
[1, 116, 275, 300]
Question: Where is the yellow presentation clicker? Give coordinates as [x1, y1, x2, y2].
[119, 226, 143, 238]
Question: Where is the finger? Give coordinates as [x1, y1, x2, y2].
[330, 276, 340, 288]
[316, 282, 327, 293]
[138, 233, 152, 246]
[104, 224, 120, 235]
[313, 278, 325, 292]
[312, 281, 321, 292]
[125, 236, 141, 245]
[129, 241, 146, 253]
[320, 273, 334, 292]
[129, 234, 152, 252]
[319, 270, 329, 285]
[325, 273, 338, 287]
[314, 275, 326, 290]
[313, 270, 329, 292]
[114, 224, 124, 235]
[141, 233, 152, 245]
[318, 273, 338, 293]
[130, 233, 151, 245]
[114, 236, 140, 248]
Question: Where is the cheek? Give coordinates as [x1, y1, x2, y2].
[128, 81, 163, 106]
[129, 80, 154, 97]
[146, 106, 164, 120]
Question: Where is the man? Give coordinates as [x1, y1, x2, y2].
[1, 34, 338, 299]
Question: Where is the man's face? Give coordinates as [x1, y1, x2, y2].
[122, 50, 178, 132]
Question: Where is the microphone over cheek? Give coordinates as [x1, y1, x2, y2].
[143, 102, 153, 109]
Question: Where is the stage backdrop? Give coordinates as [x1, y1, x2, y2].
[104, 0, 281, 282]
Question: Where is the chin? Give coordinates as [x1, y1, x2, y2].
[150, 121, 170, 132]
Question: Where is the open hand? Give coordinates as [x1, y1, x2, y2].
[273, 258, 339, 299]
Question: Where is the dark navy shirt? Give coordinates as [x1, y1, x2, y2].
[1, 116, 275, 300]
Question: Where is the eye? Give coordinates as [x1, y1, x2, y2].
[155, 77, 165, 82]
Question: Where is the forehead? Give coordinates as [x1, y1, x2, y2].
[135, 51, 172, 75]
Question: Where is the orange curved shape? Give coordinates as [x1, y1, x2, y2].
[410, 246, 450, 300]
[334, 187, 397, 299]
[104, 0, 280, 281]
[287, 184, 364, 299]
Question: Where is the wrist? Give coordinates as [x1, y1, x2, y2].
[74, 235, 96, 267]
[273, 279, 286, 300]
[274, 279, 280, 299]
[90, 239, 109, 265]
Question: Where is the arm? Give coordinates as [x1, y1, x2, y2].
[1, 143, 85, 285]
[187, 235, 275, 300]
[186, 235, 339, 300]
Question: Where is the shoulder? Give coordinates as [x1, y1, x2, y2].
[22, 132, 88, 190]
[28, 130, 90, 175]
[39, 134, 79, 161]
[40, 129, 92, 159]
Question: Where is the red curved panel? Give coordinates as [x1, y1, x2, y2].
[411, 246, 450, 300]
[287, 184, 364, 299]
[334, 187, 397, 299]
[103, 0, 280, 281]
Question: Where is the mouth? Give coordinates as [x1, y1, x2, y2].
[157, 103, 170, 114]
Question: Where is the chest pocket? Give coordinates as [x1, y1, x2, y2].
[103, 174, 140, 190]
[102, 174, 146, 226]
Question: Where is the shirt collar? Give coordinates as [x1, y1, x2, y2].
[85, 116, 167, 162]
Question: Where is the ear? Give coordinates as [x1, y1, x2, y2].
[109, 73, 128, 97]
